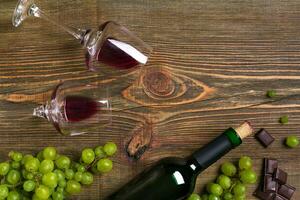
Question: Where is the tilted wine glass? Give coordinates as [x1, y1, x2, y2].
[33, 81, 111, 136]
[12, 0, 152, 74]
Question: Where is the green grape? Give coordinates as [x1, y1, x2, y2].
[187, 193, 201, 200]
[266, 90, 276, 98]
[285, 136, 299, 148]
[7, 190, 20, 200]
[21, 155, 33, 165]
[56, 187, 64, 193]
[201, 194, 209, 200]
[65, 169, 74, 180]
[103, 142, 117, 156]
[0, 162, 10, 176]
[74, 172, 83, 182]
[23, 180, 36, 192]
[206, 182, 213, 193]
[66, 180, 81, 195]
[216, 174, 231, 190]
[52, 192, 64, 200]
[25, 158, 40, 172]
[81, 148, 95, 164]
[76, 165, 86, 173]
[42, 172, 58, 188]
[94, 146, 105, 158]
[210, 183, 223, 196]
[11, 161, 20, 169]
[223, 192, 233, 200]
[43, 147, 57, 160]
[97, 158, 113, 173]
[22, 170, 34, 180]
[221, 162, 237, 177]
[54, 169, 65, 181]
[239, 169, 257, 184]
[55, 156, 71, 170]
[238, 156, 252, 170]
[58, 179, 66, 188]
[35, 185, 50, 200]
[81, 172, 93, 185]
[39, 159, 54, 174]
[279, 116, 289, 124]
[37, 151, 44, 162]
[6, 170, 21, 185]
[233, 183, 246, 196]
[208, 194, 220, 200]
[10, 152, 23, 162]
[234, 194, 246, 200]
[0, 185, 9, 199]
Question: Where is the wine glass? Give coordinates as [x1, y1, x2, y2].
[33, 81, 111, 136]
[12, 0, 152, 74]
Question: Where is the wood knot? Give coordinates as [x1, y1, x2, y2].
[142, 70, 175, 98]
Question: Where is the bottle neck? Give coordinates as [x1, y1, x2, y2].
[187, 128, 242, 174]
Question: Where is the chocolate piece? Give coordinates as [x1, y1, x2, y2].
[278, 184, 296, 199]
[274, 168, 288, 185]
[274, 194, 288, 200]
[253, 187, 275, 200]
[264, 158, 278, 174]
[256, 129, 275, 147]
[263, 174, 278, 192]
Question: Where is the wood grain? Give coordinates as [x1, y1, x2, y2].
[1, 0, 300, 199]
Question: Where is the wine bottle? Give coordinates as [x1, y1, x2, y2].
[106, 121, 253, 200]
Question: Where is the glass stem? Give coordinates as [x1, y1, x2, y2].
[29, 4, 86, 41]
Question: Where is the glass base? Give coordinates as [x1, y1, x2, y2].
[12, 0, 34, 27]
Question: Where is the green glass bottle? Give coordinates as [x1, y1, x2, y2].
[106, 122, 252, 200]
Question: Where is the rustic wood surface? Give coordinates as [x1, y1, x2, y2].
[1, 0, 300, 199]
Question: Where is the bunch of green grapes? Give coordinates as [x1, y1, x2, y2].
[0, 142, 117, 200]
[188, 156, 257, 200]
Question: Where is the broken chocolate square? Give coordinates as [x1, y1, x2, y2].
[253, 187, 275, 200]
[264, 158, 278, 175]
[256, 129, 275, 147]
[278, 184, 296, 199]
[274, 168, 288, 185]
[274, 194, 288, 200]
[263, 174, 278, 192]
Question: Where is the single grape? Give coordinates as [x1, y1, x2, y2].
[37, 151, 44, 162]
[187, 193, 201, 200]
[208, 194, 220, 200]
[42, 172, 58, 188]
[7, 190, 20, 200]
[23, 180, 36, 192]
[103, 142, 117, 156]
[0, 162, 10, 176]
[43, 147, 57, 160]
[94, 146, 106, 158]
[55, 156, 71, 170]
[240, 169, 257, 184]
[238, 156, 252, 170]
[56, 187, 64, 193]
[65, 169, 74, 180]
[11, 161, 20, 169]
[233, 183, 246, 196]
[58, 179, 67, 188]
[39, 159, 54, 174]
[22, 170, 34, 180]
[66, 180, 81, 195]
[285, 136, 299, 148]
[266, 90, 277, 98]
[25, 158, 40, 172]
[35, 185, 50, 200]
[223, 192, 233, 200]
[76, 164, 86, 173]
[81, 148, 95, 165]
[52, 191, 64, 200]
[6, 170, 21, 185]
[10, 152, 23, 162]
[21, 155, 33, 165]
[234, 194, 246, 200]
[81, 172, 93, 185]
[217, 174, 231, 190]
[74, 172, 83, 182]
[201, 194, 209, 200]
[279, 115, 289, 124]
[210, 183, 223, 196]
[0, 185, 9, 199]
[97, 158, 113, 173]
[221, 162, 237, 177]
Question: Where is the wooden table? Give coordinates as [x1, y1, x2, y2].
[1, 0, 300, 199]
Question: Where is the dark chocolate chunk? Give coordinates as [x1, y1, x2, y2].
[263, 174, 278, 192]
[278, 184, 296, 199]
[274, 168, 288, 185]
[264, 158, 278, 175]
[253, 187, 275, 200]
[274, 194, 288, 200]
[256, 129, 275, 147]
